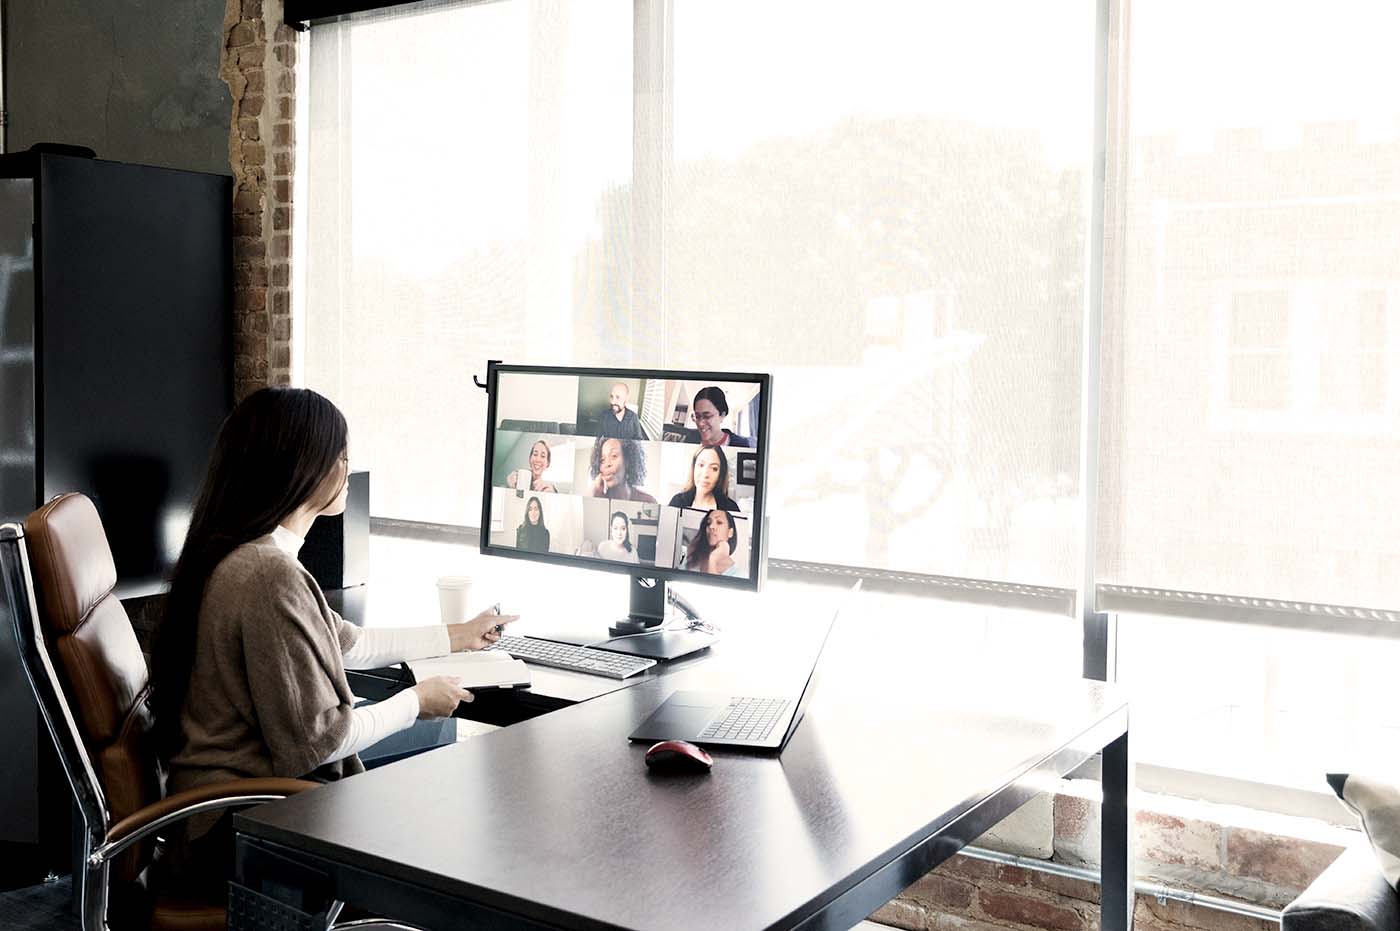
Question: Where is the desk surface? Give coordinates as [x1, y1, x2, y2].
[238, 595, 1126, 931]
[328, 584, 728, 707]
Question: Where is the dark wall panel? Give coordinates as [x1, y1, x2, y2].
[5, 0, 231, 174]
[37, 155, 233, 588]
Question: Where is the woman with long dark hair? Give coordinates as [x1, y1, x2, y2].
[683, 508, 740, 576]
[667, 445, 739, 512]
[515, 496, 551, 553]
[152, 387, 517, 882]
[596, 511, 640, 563]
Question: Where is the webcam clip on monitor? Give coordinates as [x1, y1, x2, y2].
[479, 362, 771, 660]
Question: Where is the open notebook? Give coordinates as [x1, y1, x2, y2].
[405, 651, 531, 690]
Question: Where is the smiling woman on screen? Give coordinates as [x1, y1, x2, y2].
[690, 386, 752, 449]
[668, 445, 739, 512]
[506, 439, 557, 494]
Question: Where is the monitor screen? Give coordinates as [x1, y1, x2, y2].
[480, 364, 770, 590]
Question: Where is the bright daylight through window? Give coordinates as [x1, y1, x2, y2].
[301, 0, 1400, 800]
[1103, 0, 1400, 789]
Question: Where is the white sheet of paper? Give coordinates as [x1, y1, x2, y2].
[406, 651, 531, 689]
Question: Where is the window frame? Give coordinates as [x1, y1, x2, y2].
[294, 0, 1400, 813]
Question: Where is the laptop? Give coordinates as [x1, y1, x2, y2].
[628, 579, 862, 751]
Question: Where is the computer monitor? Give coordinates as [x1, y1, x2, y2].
[479, 362, 771, 653]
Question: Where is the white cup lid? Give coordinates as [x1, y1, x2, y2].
[436, 575, 473, 589]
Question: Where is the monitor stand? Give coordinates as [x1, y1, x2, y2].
[596, 577, 716, 662]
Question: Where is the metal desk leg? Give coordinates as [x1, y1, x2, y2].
[1100, 726, 1133, 931]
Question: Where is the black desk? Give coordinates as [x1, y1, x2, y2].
[233, 594, 1131, 931]
[328, 585, 717, 719]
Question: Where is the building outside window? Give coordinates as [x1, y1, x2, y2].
[299, 0, 1400, 812]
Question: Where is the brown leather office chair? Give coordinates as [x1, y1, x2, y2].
[0, 493, 317, 931]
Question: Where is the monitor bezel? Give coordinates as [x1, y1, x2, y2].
[479, 361, 771, 592]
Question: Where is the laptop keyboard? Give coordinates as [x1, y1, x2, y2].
[700, 696, 791, 742]
[485, 635, 656, 679]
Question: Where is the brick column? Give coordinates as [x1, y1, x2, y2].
[221, 0, 297, 401]
[871, 793, 1347, 931]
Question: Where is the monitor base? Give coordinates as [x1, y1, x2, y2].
[607, 616, 657, 636]
[594, 625, 718, 661]
[601, 575, 717, 660]
[526, 577, 719, 662]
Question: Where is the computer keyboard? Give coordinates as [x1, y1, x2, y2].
[485, 635, 657, 679]
[699, 696, 791, 742]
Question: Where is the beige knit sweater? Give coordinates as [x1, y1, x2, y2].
[167, 534, 365, 838]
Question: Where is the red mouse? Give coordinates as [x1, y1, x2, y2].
[644, 740, 713, 774]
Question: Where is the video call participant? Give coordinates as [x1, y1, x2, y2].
[684, 508, 741, 577]
[668, 445, 739, 512]
[688, 386, 752, 448]
[151, 387, 517, 893]
[596, 511, 640, 563]
[515, 496, 551, 553]
[588, 436, 657, 502]
[505, 439, 557, 493]
[598, 382, 645, 439]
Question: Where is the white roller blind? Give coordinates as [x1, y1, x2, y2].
[304, 0, 633, 525]
[662, 0, 1096, 585]
[303, 0, 1097, 588]
[1097, 0, 1400, 609]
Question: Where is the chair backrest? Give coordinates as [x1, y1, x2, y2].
[0, 521, 107, 842]
[19, 493, 162, 883]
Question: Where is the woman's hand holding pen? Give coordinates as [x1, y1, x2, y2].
[448, 606, 520, 652]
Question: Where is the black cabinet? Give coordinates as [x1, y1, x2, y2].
[0, 151, 232, 883]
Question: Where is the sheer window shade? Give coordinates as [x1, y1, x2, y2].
[1097, 0, 1400, 610]
[662, 0, 1094, 585]
[304, 0, 633, 524]
[303, 0, 1096, 587]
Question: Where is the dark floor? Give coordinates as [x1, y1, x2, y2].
[0, 875, 78, 931]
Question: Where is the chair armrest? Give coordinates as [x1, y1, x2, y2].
[93, 777, 319, 864]
[1283, 846, 1400, 931]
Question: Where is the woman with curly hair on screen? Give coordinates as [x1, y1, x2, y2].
[587, 436, 656, 503]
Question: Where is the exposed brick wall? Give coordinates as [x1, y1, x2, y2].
[871, 792, 1350, 931]
[221, 0, 297, 401]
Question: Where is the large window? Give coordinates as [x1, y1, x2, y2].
[1099, 0, 1400, 609]
[301, 0, 1400, 798]
[304, 0, 1095, 587]
[663, 1, 1093, 585]
[1102, 0, 1400, 783]
[304, 0, 632, 524]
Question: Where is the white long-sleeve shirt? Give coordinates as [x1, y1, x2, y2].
[270, 525, 457, 764]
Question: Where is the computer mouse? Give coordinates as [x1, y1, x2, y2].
[644, 740, 713, 774]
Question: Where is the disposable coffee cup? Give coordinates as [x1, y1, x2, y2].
[436, 575, 473, 625]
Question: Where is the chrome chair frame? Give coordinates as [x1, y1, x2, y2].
[2, 523, 322, 928]
[1, 520, 426, 931]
